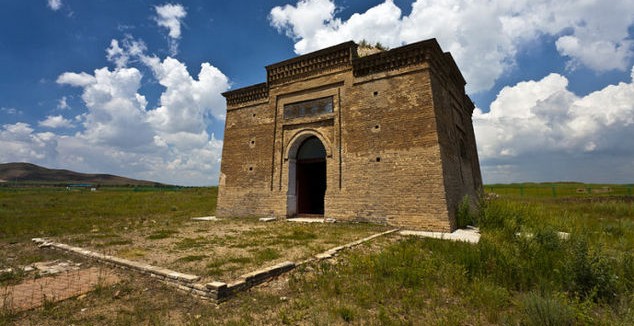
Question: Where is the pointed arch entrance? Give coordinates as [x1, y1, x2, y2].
[287, 135, 327, 217]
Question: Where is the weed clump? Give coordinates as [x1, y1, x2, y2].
[456, 196, 474, 228]
[521, 292, 575, 326]
[566, 239, 619, 303]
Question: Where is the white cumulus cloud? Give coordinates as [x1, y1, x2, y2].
[474, 66, 634, 183]
[154, 3, 187, 55]
[106, 37, 147, 69]
[38, 115, 74, 129]
[58, 66, 154, 149]
[270, 0, 401, 57]
[0, 123, 58, 164]
[57, 96, 70, 110]
[270, 0, 634, 93]
[3, 4, 228, 186]
[47, 0, 62, 11]
[56, 72, 95, 87]
[143, 56, 230, 136]
[47, 36, 231, 185]
[270, 0, 337, 43]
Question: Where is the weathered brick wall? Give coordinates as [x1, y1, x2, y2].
[463, 95, 483, 195]
[430, 66, 483, 228]
[217, 39, 481, 231]
[326, 67, 452, 231]
[216, 99, 277, 217]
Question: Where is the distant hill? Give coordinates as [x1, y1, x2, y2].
[0, 162, 165, 186]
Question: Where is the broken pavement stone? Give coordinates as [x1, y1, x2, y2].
[258, 217, 276, 222]
[191, 216, 218, 221]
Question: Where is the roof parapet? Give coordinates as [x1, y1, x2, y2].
[222, 39, 467, 106]
[265, 41, 357, 86]
[222, 82, 268, 106]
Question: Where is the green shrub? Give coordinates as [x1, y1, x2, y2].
[478, 200, 526, 237]
[0, 269, 19, 285]
[603, 223, 625, 236]
[456, 196, 474, 228]
[336, 306, 354, 323]
[621, 254, 634, 291]
[521, 292, 575, 326]
[566, 239, 618, 303]
[466, 280, 510, 323]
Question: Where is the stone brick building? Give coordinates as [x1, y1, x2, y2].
[216, 39, 482, 231]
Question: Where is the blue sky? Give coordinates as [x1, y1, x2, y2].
[1, 0, 634, 186]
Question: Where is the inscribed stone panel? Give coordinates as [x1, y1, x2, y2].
[283, 96, 333, 119]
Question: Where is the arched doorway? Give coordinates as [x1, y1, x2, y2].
[293, 136, 326, 216]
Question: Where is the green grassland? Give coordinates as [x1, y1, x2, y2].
[0, 187, 215, 242]
[1, 184, 633, 325]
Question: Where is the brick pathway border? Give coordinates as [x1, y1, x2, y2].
[1, 267, 119, 312]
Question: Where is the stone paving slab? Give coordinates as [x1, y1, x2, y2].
[399, 228, 481, 244]
[191, 216, 218, 221]
[258, 217, 276, 222]
[0, 267, 119, 312]
[286, 217, 325, 223]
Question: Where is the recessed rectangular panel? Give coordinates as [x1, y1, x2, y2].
[283, 96, 333, 119]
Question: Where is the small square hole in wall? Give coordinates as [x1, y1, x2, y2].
[248, 166, 254, 172]
[373, 91, 379, 96]
[249, 138, 256, 148]
[375, 157, 381, 162]
[252, 113, 256, 117]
